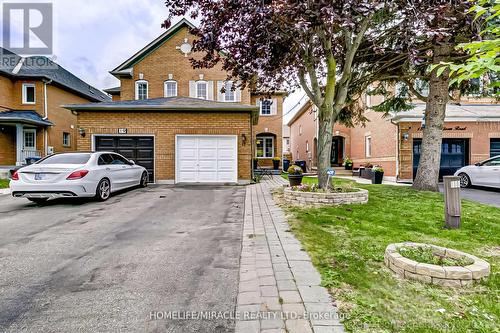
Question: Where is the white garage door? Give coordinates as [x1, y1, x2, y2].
[176, 135, 238, 183]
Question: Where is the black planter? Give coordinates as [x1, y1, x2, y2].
[345, 163, 353, 170]
[272, 160, 280, 170]
[253, 159, 258, 170]
[288, 174, 303, 187]
[372, 171, 384, 184]
[360, 168, 373, 180]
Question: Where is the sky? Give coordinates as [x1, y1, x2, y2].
[1, 0, 304, 123]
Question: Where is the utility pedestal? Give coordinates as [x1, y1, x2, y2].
[443, 176, 461, 229]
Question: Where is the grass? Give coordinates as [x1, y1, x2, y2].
[0, 179, 9, 189]
[398, 246, 474, 267]
[278, 175, 500, 333]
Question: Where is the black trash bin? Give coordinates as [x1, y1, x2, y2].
[294, 160, 307, 173]
[283, 159, 290, 172]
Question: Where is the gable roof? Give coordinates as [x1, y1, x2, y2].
[110, 18, 196, 77]
[287, 99, 314, 126]
[0, 48, 110, 102]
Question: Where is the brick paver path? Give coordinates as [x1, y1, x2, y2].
[236, 176, 344, 333]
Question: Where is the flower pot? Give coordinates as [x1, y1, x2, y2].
[345, 163, 353, 170]
[272, 160, 280, 170]
[288, 174, 303, 187]
[253, 159, 258, 170]
[372, 171, 384, 184]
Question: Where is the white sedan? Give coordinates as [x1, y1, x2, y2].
[10, 152, 149, 203]
[455, 155, 500, 189]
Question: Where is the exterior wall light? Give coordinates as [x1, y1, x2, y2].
[78, 127, 86, 137]
[241, 133, 247, 145]
[402, 132, 409, 141]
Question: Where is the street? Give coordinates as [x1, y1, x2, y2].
[439, 185, 500, 208]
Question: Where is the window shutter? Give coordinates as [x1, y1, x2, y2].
[207, 81, 214, 100]
[235, 86, 242, 102]
[271, 98, 278, 115]
[217, 81, 224, 101]
[189, 81, 196, 98]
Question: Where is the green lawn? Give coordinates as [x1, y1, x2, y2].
[279, 175, 499, 333]
[0, 179, 9, 189]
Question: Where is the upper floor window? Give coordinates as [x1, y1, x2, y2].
[365, 135, 372, 157]
[196, 81, 208, 99]
[260, 99, 272, 115]
[22, 83, 36, 104]
[164, 80, 177, 97]
[135, 80, 148, 100]
[224, 81, 235, 102]
[62, 132, 71, 147]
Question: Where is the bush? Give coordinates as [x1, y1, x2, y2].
[373, 166, 384, 173]
[343, 157, 353, 165]
[273, 157, 281, 161]
[287, 165, 303, 175]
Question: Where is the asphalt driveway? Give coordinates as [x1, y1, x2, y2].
[439, 184, 500, 208]
[0, 185, 245, 332]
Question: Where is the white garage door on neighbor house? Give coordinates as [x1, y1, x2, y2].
[176, 135, 238, 183]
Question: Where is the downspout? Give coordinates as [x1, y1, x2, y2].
[391, 119, 400, 182]
[43, 79, 52, 156]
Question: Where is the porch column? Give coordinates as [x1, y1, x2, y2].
[16, 124, 23, 166]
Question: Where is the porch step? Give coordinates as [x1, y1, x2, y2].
[333, 167, 353, 176]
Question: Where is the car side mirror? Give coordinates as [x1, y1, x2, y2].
[129, 159, 135, 165]
[474, 162, 481, 166]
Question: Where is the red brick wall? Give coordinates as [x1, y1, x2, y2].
[77, 111, 252, 182]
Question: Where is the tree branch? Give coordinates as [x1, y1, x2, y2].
[402, 78, 428, 102]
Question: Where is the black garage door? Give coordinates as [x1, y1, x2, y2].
[491, 139, 500, 157]
[95, 136, 154, 182]
[413, 139, 469, 180]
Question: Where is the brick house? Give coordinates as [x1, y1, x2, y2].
[65, 19, 285, 184]
[0, 48, 109, 172]
[288, 95, 500, 181]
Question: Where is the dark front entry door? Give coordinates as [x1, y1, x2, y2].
[95, 136, 154, 182]
[331, 136, 344, 166]
[413, 139, 469, 180]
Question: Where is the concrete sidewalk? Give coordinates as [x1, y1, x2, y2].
[236, 176, 344, 333]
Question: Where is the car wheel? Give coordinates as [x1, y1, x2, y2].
[459, 173, 471, 188]
[95, 178, 111, 201]
[28, 198, 48, 204]
[140, 172, 148, 188]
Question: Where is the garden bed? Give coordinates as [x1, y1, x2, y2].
[385, 242, 490, 287]
[284, 185, 368, 207]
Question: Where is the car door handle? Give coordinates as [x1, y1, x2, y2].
[106, 168, 110, 171]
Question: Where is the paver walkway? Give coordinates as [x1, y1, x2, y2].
[236, 176, 344, 333]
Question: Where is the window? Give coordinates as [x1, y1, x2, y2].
[365, 136, 372, 157]
[256, 136, 274, 158]
[62, 132, 71, 147]
[299, 125, 303, 135]
[306, 141, 309, 152]
[22, 83, 36, 104]
[111, 154, 131, 165]
[40, 153, 91, 164]
[164, 80, 177, 97]
[224, 81, 235, 101]
[260, 99, 272, 115]
[135, 80, 148, 100]
[196, 81, 208, 99]
[98, 154, 114, 165]
[23, 129, 36, 149]
[484, 157, 500, 166]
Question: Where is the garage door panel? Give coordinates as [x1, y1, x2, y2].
[95, 136, 154, 182]
[176, 136, 237, 183]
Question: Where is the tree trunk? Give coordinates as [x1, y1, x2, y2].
[317, 105, 335, 188]
[412, 44, 452, 191]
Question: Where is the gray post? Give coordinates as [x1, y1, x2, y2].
[443, 176, 461, 229]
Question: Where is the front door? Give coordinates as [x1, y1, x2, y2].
[331, 136, 344, 166]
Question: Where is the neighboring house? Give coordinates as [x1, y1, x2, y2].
[0, 48, 109, 170]
[288, 94, 500, 181]
[65, 19, 284, 184]
[282, 125, 290, 155]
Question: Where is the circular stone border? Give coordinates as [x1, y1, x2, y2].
[384, 242, 490, 287]
[284, 187, 368, 207]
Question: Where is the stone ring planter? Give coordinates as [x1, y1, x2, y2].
[384, 242, 490, 287]
[284, 187, 368, 207]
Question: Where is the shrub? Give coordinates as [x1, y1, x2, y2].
[273, 157, 281, 161]
[287, 165, 303, 175]
[343, 157, 353, 165]
[373, 166, 384, 173]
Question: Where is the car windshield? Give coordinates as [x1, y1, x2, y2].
[37, 153, 91, 165]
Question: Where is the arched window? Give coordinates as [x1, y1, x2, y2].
[135, 80, 148, 100]
[164, 80, 177, 97]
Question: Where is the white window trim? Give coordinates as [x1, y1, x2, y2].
[135, 80, 149, 100]
[259, 99, 272, 116]
[23, 129, 36, 150]
[223, 81, 236, 102]
[365, 135, 372, 158]
[62, 132, 71, 147]
[22, 83, 36, 104]
[164, 80, 178, 97]
[196, 80, 208, 99]
[256, 136, 275, 158]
